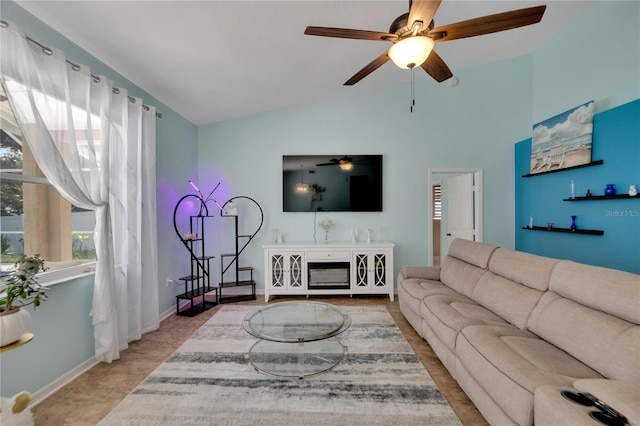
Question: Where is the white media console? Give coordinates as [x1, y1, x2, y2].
[263, 242, 395, 302]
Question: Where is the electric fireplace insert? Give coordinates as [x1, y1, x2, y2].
[307, 262, 350, 290]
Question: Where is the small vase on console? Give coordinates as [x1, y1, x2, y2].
[604, 184, 616, 196]
[570, 215, 577, 232]
[318, 218, 335, 243]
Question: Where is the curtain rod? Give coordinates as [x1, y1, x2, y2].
[0, 19, 163, 119]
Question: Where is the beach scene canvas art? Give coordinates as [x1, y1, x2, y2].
[530, 101, 594, 174]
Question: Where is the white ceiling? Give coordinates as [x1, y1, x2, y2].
[15, 1, 597, 126]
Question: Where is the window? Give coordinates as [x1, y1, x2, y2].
[0, 83, 96, 276]
[432, 184, 442, 220]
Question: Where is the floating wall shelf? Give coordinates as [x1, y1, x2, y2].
[522, 160, 604, 178]
[563, 194, 639, 201]
[522, 226, 604, 235]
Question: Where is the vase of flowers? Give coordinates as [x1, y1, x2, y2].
[318, 218, 335, 242]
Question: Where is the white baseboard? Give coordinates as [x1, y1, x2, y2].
[31, 356, 99, 406]
[30, 305, 186, 407]
[30, 292, 281, 407]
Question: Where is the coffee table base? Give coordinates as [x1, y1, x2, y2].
[247, 337, 346, 379]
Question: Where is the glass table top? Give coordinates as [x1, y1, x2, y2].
[242, 301, 351, 343]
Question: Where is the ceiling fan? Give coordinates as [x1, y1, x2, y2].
[304, 0, 546, 85]
[316, 156, 358, 170]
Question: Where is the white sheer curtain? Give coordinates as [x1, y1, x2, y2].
[0, 21, 159, 362]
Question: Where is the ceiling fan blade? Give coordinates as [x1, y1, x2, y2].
[344, 51, 391, 86]
[408, 0, 442, 31]
[305, 26, 397, 41]
[420, 51, 453, 82]
[428, 5, 547, 42]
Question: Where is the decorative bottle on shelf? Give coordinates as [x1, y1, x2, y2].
[570, 180, 575, 199]
[604, 184, 616, 196]
[629, 184, 638, 196]
[570, 215, 577, 232]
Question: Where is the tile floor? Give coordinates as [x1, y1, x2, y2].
[32, 296, 488, 425]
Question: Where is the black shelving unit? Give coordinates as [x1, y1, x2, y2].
[173, 195, 218, 316]
[522, 226, 604, 235]
[219, 196, 263, 303]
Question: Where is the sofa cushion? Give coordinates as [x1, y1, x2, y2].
[447, 238, 497, 268]
[457, 325, 602, 426]
[397, 277, 457, 301]
[420, 294, 510, 353]
[440, 256, 488, 298]
[471, 271, 545, 329]
[528, 291, 640, 383]
[397, 277, 458, 320]
[549, 260, 640, 324]
[398, 265, 442, 281]
[488, 247, 559, 291]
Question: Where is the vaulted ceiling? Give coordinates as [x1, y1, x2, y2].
[16, 1, 597, 125]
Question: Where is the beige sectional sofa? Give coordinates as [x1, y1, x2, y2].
[398, 238, 640, 426]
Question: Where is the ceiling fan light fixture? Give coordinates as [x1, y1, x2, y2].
[388, 36, 434, 69]
[339, 162, 353, 171]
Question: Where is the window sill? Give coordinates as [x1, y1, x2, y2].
[39, 260, 96, 286]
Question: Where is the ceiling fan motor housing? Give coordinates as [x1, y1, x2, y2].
[389, 13, 435, 38]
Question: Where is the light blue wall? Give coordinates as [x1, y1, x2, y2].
[0, 1, 198, 397]
[532, 1, 640, 120]
[197, 1, 640, 292]
[2, 0, 638, 401]
[0, 275, 95, 397]
[197, 54, 533, 287]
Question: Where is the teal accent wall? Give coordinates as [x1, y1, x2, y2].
[515, 100, 640, 274]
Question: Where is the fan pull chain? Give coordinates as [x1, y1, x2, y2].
[410, 67, 415, 113]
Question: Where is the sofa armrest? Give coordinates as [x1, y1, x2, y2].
[574, 379, 640, 426]
[398, 266, 441, 281]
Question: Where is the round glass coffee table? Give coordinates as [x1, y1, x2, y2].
[242, 301, 351, 378]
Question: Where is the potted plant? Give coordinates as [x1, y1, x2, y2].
[310, 184, 326, 202]
[0, 254, 48, 347]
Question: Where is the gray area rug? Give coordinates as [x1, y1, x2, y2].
[99, 305, 461, 425]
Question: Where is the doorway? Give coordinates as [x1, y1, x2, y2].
[427, 168, 483, 266]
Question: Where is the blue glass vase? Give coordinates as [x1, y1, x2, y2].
[604, 184, 616, 196]
[570, 215, 577, 232]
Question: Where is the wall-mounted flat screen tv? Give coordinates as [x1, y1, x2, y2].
[283, 155, 383, 212]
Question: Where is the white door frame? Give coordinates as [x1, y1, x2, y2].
[427, 168, 483, 266]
